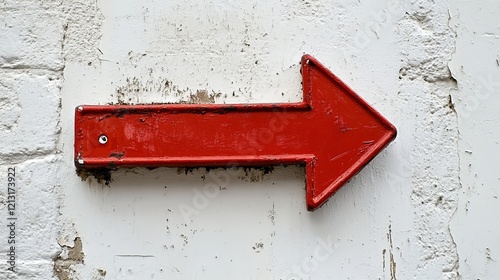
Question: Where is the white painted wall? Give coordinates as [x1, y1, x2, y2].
[449, 1, 500, 279]
[0, 0, 498, 279]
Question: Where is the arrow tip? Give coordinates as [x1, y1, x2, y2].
[302, 54, 397, 211]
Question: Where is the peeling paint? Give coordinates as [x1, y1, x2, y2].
[53, 237, 84, 280]
[186, 90, 221, 104]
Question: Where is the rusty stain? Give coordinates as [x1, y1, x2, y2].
[53, 237, 84, 280]
[76, 167, 113, 186]
[239, 166, 274, 182]
[109, 151, 125, 159]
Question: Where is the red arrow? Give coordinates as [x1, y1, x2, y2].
[74, 54, 396, 211]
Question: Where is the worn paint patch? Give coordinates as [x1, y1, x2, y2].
[186, 90, 220, 104]
[113, 76, 222, 105]
[53, 237, 84, 280]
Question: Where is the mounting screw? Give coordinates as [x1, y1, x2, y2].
[99, 134, 108, 144]
[77, 158, 84, 165]
[77, 106, 83, 112]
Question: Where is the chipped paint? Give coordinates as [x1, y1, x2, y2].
[53, 237, 84, 280]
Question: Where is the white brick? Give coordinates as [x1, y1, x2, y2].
[0, 1, 63, 70]
[0, 72, 60, 158]
[0, 260, 57, 280]
[0, 157, 61, 265]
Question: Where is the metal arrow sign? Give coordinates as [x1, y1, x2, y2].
[74, 54, 397, 211]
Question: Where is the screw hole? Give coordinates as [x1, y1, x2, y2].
[99, 134, 108, 144]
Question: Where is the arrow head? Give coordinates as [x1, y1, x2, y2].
[302, 55, 397, 211]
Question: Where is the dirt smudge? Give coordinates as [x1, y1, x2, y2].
[239, 166, 274, 182]
[113, 76, 221, 105]
[387, 225, 397, 280]
[186, 90, 220, 104]
[76, 167, 113, 186]
[252, 242, 264, 253]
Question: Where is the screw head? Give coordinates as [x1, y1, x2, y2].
[99, 134, 108, 144]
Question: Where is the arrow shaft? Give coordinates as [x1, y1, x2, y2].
[75, 102, 317, 167]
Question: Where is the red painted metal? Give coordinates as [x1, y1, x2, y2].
[74, 54, 397, 211]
